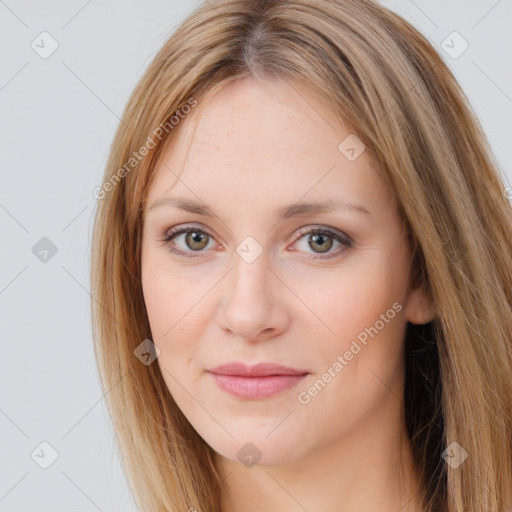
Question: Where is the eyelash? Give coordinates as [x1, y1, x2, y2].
[161, 224, 354, 260]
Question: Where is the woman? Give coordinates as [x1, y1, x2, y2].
[90, 0, 512, 510]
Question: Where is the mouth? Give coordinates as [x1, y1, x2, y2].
[207, 361, 309, 399]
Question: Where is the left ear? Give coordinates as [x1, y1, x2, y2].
[403, 286, 436, 325]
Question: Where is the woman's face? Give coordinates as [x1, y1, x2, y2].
[141, 77, 433, 467]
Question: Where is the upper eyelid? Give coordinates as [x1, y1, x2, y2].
[164, 223, 352, 247]
[165, 223, 216, 240]
[164, 223, 347, 238]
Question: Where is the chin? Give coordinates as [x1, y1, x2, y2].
[203, 427, 306, 468]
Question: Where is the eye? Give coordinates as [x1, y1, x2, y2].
[291, 226, 353, 260]
[162, 224, 216, 258]
[161, 224, 353, 260]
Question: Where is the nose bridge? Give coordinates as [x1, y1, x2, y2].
[229, 241, 272, 303]
[217, 239, 287, 339]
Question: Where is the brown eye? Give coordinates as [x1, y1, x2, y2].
[163, 226, 215, 258]
[307, 232, 333, 253]
[293, 226, 353, 260]
[183, 231, 209, 251]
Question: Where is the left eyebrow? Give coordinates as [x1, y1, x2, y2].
[146, 196, 372, 219]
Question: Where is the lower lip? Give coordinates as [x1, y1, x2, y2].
[209, 373, 308, 399]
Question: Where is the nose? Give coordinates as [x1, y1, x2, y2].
[216, 250, 290, 342]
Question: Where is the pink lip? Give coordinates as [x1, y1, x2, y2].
[207, 362, 309, 399]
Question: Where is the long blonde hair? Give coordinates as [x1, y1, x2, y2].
[90, 0, 512, 510]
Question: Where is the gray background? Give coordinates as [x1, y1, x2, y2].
[1, 0, 510, 510]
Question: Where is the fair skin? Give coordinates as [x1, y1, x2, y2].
[141, 76, 435, 512]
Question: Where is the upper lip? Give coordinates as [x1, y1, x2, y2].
[208, 362, 309, 377]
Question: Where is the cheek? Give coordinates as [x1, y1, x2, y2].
[142, 269, 206, 399]
[293, 260, 408, 423]
[141, 255, 203, 359]
[142, 245, 206, 327]
[293, 256, 406, 347]
[334, 254, 409, 372]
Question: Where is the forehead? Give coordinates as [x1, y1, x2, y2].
[145, 77, 391, 216]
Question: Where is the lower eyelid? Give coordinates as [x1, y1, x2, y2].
[163, 227, 352, 258]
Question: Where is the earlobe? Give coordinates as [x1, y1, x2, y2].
[404, 286, 436, 325]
